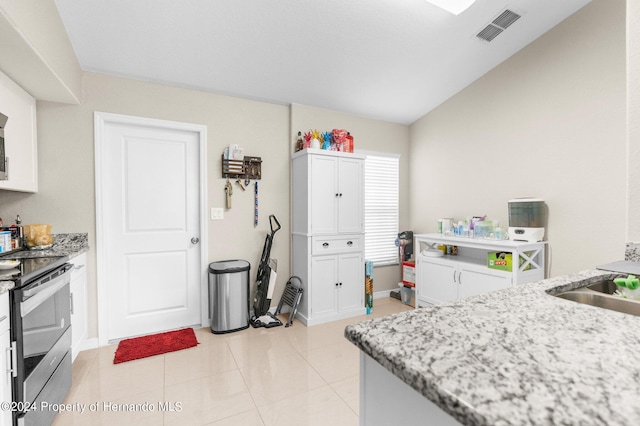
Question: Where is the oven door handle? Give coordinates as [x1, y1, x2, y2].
[21, 268, 71, 317]
[8, 341, 16, 378]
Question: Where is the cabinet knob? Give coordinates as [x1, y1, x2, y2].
[335, 193, 339, 197]
[347, 241, 353, 246]
[339, 193, 343, 197]
[335, 283, 339, 287]
[339, 282, 343, 286]
[322, 242, 329, 248]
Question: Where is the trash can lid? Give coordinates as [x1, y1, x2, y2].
[209, 259, 250, 274]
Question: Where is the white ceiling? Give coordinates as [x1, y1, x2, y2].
[53, 0, 591, 125]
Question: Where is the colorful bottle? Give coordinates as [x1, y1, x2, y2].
[295, 131, 304, 152]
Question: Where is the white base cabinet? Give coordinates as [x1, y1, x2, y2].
[360, 352, 462, 426]
[293, 235, 365, 326]
[415, 234, 545, 307]
[69, 253, 87, 362]
[310, 251, 363, 319]
[417, 256, 512, 304]
[0, 292, 11, 426]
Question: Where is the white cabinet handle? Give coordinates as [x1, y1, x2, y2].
[453, 271, 457, 283]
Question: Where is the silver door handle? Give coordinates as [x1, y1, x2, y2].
[191, 237, 200, 244]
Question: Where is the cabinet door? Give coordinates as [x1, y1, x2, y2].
[70, 271, 87, 362]
[0, 71, 38, 192]
[337, 252, 363, 312]
[310, 155, 338, 234]
[458, 266, 511, 300]
[337, 158, 363, 234]
[0, 311, 10, 426]
[311, 255, 338, 318]
[419, 258, 457, 304]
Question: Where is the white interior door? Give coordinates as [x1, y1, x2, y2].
[95, 112, 206, 343]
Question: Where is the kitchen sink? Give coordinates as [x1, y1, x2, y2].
[553, 280, 640, 317]
[584, 280, 617, 295]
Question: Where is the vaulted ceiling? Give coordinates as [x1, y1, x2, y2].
[54, 0, 591, 124]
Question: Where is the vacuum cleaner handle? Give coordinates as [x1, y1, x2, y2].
[269, 214, 281, 235]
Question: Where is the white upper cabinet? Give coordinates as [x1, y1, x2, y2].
[293, 149, 364, 236]
[0, 71, 38, 193]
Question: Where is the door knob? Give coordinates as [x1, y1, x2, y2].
[191, 237, 200, 244]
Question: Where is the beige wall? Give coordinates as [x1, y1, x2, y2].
[0, 72, 292, 339]
[629, 0, 640, 242]
[0, 75, 409, 341]
[0, 0, 630, 342]
[409, 0, 627, 276]
[290, 104, 411, 291]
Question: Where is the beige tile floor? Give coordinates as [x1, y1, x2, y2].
[52, 297, 412, 426]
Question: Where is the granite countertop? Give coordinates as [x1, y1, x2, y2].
[345, 269, 640, 425]
[0, 281, 14, 295]
[3, 233, 89, 259]
[0, 233, 88, 295]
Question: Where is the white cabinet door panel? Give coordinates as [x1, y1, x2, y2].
[0, 293, 10, 426]
[310, 155, 338, 235]
[419, 258, 457, 304]
[458, 266, 511, 300]
[337, 252, 363, 312]
[337, 158, 363, 234]
[70, 253, 87, 362]
[311, 256, 338, 318]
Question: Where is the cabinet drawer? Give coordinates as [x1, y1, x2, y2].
[312, 236, 361, 255]
[70, 253, 87, 281]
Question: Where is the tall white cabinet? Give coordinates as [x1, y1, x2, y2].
[292, 149, 366, 326]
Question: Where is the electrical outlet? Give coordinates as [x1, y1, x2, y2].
[211, 208, 224, 220]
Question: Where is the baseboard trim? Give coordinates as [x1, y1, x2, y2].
[79, 337, 99, 351]
[373, 289, 394, 299]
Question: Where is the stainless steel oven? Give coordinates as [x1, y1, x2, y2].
[9, 257, 72, 426]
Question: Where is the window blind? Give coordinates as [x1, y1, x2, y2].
[363, 153, 399, 266]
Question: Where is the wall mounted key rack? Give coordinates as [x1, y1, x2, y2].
[221, 155, 262, 180]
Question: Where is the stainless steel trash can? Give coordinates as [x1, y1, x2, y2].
[208, 260, 250, 334]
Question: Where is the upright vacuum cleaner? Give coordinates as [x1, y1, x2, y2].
[250, 214, 283, 328]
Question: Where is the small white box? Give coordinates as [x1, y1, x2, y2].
[229, 144, 244, 161]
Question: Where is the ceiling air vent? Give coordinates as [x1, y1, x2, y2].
[476, 9, 521, 42]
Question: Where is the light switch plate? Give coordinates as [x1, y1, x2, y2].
[211, 208, 224, 220]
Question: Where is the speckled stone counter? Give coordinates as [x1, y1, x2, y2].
[345, 269, 640, 425]
[0, 281, 14, 295]
[3, 233, 89, 259]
